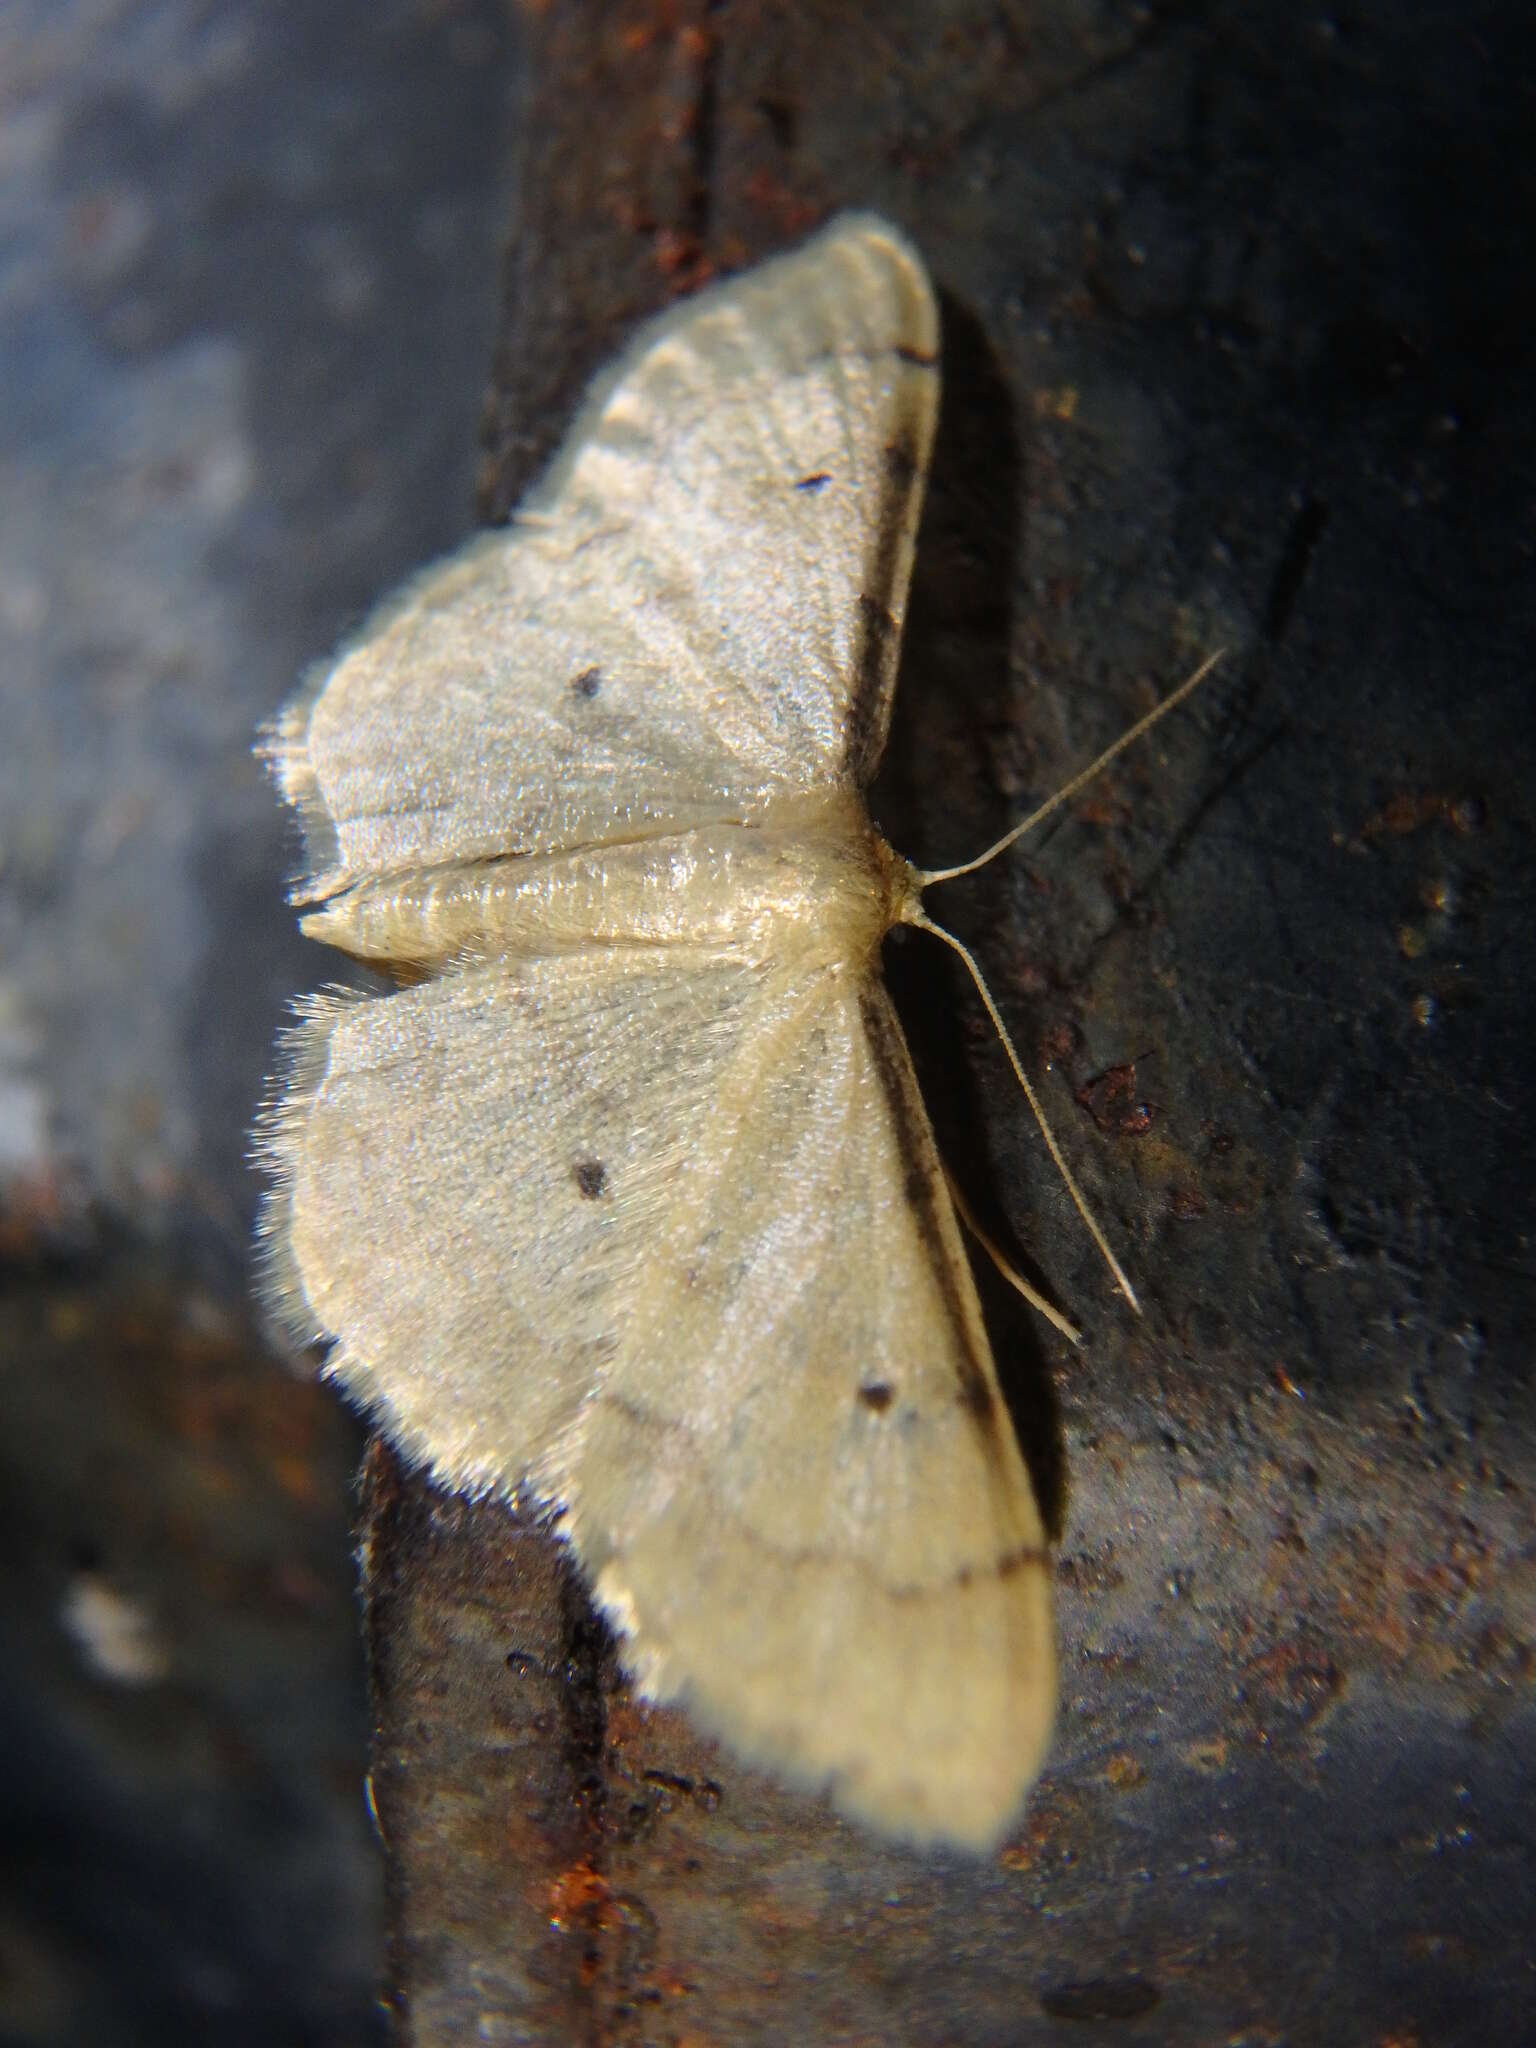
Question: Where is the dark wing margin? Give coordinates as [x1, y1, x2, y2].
[841, 344, 940, 786]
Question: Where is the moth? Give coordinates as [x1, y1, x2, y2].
[258, 214, 1206, 1852]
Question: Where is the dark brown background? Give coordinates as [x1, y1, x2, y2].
[2, 2, 1531, 2044]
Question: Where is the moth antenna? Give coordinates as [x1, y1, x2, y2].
[942, 1166, 1083, 1347]
[906, 909, 1141, 1316]
[916, 649, 1224, 887]
[904, 648, 1223, 1313]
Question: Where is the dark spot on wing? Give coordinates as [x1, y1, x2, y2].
[896, 1544, 1048, 1603]
[840, 593, 900, 780]
[884, 439, 918, 488]
[795, 471, 831, 493]
[571, 665, 602, 699]
[894, 343, 939, 369]
[957, 1374, 998, 1427]
[946, 1550, 1049, 1597]
[996, 1544, 1046, 1580]
[856, 986, 1021, 1459]
[857, 1380, 895, 1414]
[573, 1158, 607, 1199]
[857, 591, 897, 635]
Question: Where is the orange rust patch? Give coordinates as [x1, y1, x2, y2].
[547, 1860, 617, 1933]
[1077, 1062, 1156, 1136]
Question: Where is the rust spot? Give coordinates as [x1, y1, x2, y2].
[1182, 1737, 1229, 1773]
[1056, 1545, 1125, 1594]
[1237, 1637, 1344, 1739]
[571, 665, 601, 699]
[1077, 1063, 1157, 1136]
[1360, 788, 1483, 840]
[741, 168, 821, 235]
[547, 1860, 617, 1934]
[1076, 788, 1130, 828]
[653, 227, 711, 292]
[1038, 1018, 1079, 1067]
[857, 1381, 895, 1414]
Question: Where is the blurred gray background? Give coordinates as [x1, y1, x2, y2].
[0, 3, 516, 2040]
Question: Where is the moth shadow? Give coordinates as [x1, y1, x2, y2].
[873, 289, 1068, 1539]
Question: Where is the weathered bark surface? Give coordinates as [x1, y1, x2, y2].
[363, 3, 1535, 2041]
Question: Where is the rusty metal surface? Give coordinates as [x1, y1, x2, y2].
[361, 2, 1534, 2043]
[0, 1249, 379, 2045]
[0, 2, 516, 2040]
